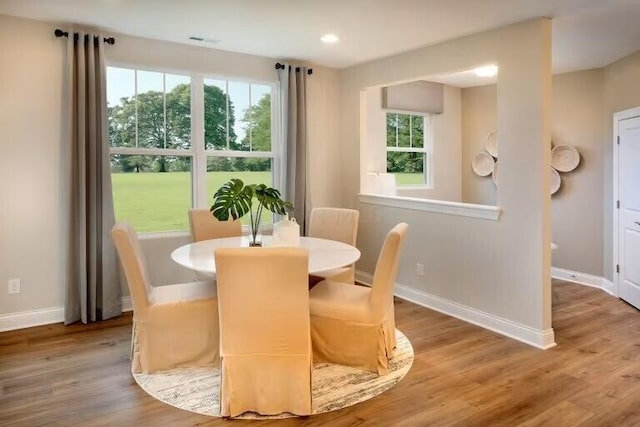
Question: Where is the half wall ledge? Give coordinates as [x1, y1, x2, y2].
[358, 193, 502, 221]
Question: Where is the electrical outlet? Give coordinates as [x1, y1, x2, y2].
[416, 263, 424, 277]
[8, 278, 21, 294]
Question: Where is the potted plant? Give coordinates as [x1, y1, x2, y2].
[210, 178, 293, 247]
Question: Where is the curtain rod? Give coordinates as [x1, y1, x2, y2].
[54, 29, 115, 45]
[275, 62, 313, 75]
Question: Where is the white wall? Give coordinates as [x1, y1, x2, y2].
[0, 15, 343, 321]
[344, 19, 554, 347]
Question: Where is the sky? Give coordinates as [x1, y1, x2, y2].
[107, 66, 271, 147]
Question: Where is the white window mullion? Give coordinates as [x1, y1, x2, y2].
[163, 73, 167, 149]
[225, 80, 230, 151]
[192, 75, 207, 208]
[134, 69, 139, 148]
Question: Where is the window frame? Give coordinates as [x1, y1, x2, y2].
[107, 62, 281, 235]
[385, 110, 434, 189]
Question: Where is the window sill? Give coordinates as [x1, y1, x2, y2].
[358, 193, 501, 221]
[396, 185, 433, 190]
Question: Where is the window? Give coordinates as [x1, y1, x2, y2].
[107, 66, 279, 233]
[386, 112, 431, 187]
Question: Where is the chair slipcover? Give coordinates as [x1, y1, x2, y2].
[111, 222, 219, 374]
[309, 223, 408, 375]
[215, 247, 312, 417]
[188, 208, 242, 242]
[308, 207, 360, 284]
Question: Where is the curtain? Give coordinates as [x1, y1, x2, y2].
[278, 64, 310, 234]
[63, 31, 121, 324]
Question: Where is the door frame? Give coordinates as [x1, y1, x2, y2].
[613, 106, 640, 298]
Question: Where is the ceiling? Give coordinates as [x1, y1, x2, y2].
[1, 0, 639, 76]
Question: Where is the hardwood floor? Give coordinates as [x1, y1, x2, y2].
[1, 280, 639, 426]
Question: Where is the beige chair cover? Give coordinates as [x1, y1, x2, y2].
[308, 207, 360, 284]
[309, 223, 408, 375]
[188, 208, 242, 242]
[111, 222, 219, 374]
[215, 247, 312, 417]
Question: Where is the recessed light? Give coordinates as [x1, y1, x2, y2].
[474, 65, 498, 77]
[321, 33, 339, 44]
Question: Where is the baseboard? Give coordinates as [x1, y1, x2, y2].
[0, 296, 134, 333]
[0, 306, 64, 333]
[356, 270, 556, 350]
[551, 267, 617, 297]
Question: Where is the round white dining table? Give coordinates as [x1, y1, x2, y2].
[171, 236, 361, 277]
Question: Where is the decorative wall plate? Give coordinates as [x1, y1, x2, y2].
[472, 152, 495, 176]
[492, 162, 498, 185]
[551, 167, 561, 195]
[551, 145, 580, 172]
[486, 130, 498, 158]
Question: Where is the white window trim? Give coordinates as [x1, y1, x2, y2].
[359, 193, 502, 221]
[107, 64, 282, 234]
[385, 111, 434, 189]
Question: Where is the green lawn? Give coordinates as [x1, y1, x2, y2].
[113, 171, 423, 233]
[392, 173, 424, 186]
[112, 171, 272, 233]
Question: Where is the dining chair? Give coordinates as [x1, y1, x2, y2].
[111, 222, 219, 374]
[308, 207, 360, 285]
[188, 208, 242, 242]
[309, 222, 408, 375]
[215, 247, 312, 417]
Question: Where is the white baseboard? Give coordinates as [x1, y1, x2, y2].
[356, 270, 556, 350]
[0, 306, 64, 333]
[0, 296, 134, 333]
[551, 267, 617, 297]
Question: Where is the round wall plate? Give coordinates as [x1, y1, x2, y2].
[492, 162, 498, 185]
[551, 145, 580, 172]
[472, 152, 495, 176]
[486, 130, 498, 158]
[551, 167, 561, 195]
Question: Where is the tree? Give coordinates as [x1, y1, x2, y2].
[108, 82, 235, 172]
[237, 93, 272, 171]
[204, 83, 237, 150]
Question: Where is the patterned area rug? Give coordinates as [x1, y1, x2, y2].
[133, 330, 413, 419]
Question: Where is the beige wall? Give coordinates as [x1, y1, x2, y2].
[603, 50, 640, 280]
[0, 14, 342, 317]
[551, 70, 605, 276]
[0, 14, 66, 316]
[461, 70, 605, 277]
[397, 85, 462, 201]
[343, 19, 554, 341]
[461, 84, 498, 205]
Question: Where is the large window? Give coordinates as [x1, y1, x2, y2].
[386, 112, 431, 187]
[107, 66, 278, 233]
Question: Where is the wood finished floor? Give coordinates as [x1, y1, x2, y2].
[1, 280, 639, 426]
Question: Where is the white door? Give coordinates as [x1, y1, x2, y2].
[618, 115, 640, 310]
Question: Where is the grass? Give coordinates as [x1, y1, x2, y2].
[112, 171, 271, 233]
[112, 171, 423, 233]
[392, 173, 424, 186]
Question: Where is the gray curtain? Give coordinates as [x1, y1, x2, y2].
[278, 64, 310, 234]
[63, 31, 121, 324]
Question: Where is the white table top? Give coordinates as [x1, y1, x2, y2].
[171, 236, 361, 277]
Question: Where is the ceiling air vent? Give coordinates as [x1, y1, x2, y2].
[189, 36, 220, 44]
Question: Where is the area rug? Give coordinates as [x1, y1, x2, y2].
[133, 329, 413, 419]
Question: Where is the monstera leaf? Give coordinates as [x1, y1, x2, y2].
[211, 179, 293, 245]
[254, 184, 293, 215]
[210, 178, 254, 221]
